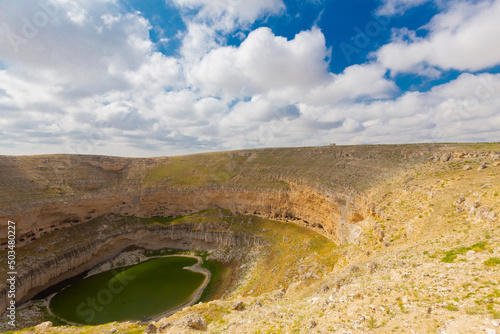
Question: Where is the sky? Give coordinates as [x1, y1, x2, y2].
[0, 0, 500, 157]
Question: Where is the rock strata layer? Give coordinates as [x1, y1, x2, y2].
[0, 223, 264, 315]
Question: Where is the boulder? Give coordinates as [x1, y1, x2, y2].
[35, 321, 53, 332]
[185, 314, 207, 330]
[463, 165, 472, 170]
[466, 250, 476, 261]
[441, 153, 452, 162]
[368, 262, 378, 274]
[143, 323, 157, 334]
[231, 301, 244, 311]
[319, 284, 330, 293]
[157, 322, 173, 333]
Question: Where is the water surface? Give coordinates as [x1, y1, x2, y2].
[49, 256, 206, 325]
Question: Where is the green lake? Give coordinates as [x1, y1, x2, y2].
[49, 256, 206, 325]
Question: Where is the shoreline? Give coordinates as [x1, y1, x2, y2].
[44, 253, 211, 326]
[148, 255, 211, 323]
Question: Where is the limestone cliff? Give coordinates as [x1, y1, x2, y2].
[0, 222, 264, 315]
[3, 144, 498, 248]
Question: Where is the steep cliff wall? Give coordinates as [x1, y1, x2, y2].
[4, 145, 494, 249]
[0, 223, 264, 315]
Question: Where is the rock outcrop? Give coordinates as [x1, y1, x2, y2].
[0, 222, 264, 315]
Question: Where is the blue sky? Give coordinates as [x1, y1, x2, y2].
[0, 0, 500, 156]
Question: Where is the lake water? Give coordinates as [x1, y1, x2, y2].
[49, 256, 206, 325]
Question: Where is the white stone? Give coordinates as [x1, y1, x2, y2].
[35, 321, 53, 332]
[466, 250, 476, 260]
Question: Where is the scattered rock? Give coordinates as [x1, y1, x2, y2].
[440, 153, 452, 162]
[478, 163, 488, 171]
[466, 250, 476, 261]
[307, 320, 317, 329]
[368, 262, 378, 273]
[350, 265, 360, 273]
[485, 328, 497, 334]
[319, 284, 330, 293]
[35, 321, 52, 332]
[157, 322, 173, 333]
[454, 197, 465, 205]
[404, 177, 414, 183]
[494, 162, 500, 167]
[492, 319, 500, 327]
[34, 246, 47, 253]
[143, 323, 157, 334]
[231, 301, 245, 311]
[463, 165, 472, 170]
[109, 329, 119, 334]
[185, 314, 207, 330]
[253, 300, 263, 308]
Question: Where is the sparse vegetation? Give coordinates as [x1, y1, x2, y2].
[2, 144, 500, 333]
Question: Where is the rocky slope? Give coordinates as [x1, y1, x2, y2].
[1, 143, 500, 333]
[1, 144, 477, 248]
[0, 217, 264, 316]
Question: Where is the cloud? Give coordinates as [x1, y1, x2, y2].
[305, 63, 397, 105]
[188, 27, 331, 100]
[1, 0, 499, 157]
[0, 0, 160, 100]
[376, 0, 500, 73]
[376, 0, 433, 16]
[171, 0, 285, 31]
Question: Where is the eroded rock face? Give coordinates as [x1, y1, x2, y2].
[0, 222, 264, 315]
[0, 155, 369, 248]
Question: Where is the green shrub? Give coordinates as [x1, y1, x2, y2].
[484, 257, 500, 267]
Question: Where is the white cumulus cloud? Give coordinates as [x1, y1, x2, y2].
[377, 0, 500, 73]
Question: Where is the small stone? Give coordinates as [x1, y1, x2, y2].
[478, 163, 488, 171]
[35, 321, 53, 332]
[185, 314, 207, 330]
[143, 323, 157, 334]
[158, 322, 173, 333]
[368, 262, 378, 273]
[463, 165, 472, 170]
[492, 319, 500, 327]
[109, 329, 119, 334]
[485, 329, 497, 334]
[254, 300, 263, 308]
[34, 246, 47, 253]
[494, 162, 500, 167]
[232, 301, 244, 311]
[308, 320, 317, 329]
[441, 153, 452, 162]
[319, 284, 330, 293]
[466, 250, 476, 261]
